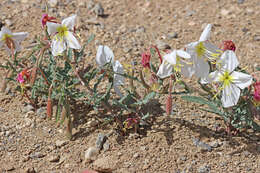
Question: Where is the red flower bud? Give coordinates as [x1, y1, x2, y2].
[220, 40, 236, 52]
[253, 81, 260, 102]
[141, 52, 151, 68]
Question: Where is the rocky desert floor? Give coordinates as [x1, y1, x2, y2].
[0, 0, 260, 172]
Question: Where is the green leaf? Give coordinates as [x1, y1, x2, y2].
[93, 72, 106, 93]
[256, 67, 260, 71]
[134, 92, 156, 106]
[181, 95, 224, 116]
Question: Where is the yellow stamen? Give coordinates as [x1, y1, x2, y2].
[219, 71, 234, 88]
[56, 25, 68, 41]
[195, 42, 205, 58]
[2, 34, 15, 49]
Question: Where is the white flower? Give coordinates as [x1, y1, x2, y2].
[203, 51, 252, 108]
[185, 24, 220, 79]
[95, 45, 125, 97]
[113, 60, 125, 97]
[96, 45, 114, 67]
[157, 49, 191, 79]
[201, 50, 239, 84]
[0, 27, 28, 55]
[46, 14, 81, 56]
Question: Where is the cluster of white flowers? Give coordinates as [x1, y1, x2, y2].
[0, 14, 253, 108]
[156, 24, 252, 108]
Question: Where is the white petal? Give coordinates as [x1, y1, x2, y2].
[218, 50, 239, 71]
[65, 32, 81, 49]
[180, 61, 194, 78]
[231, 71, 252, 89]
[194, 58, 210, 78]
[12, 32, 28, 43]
[156, 60, 173, 79]
[62, 14, 76, 30]
[14, 40, 22, 53]
[199, 24, 212, 42]
[164, 50, 176, 65]
[113, 60, 124, 74]
[200, 70, 221, 84]
[51, 36, 66, 56]
[47, 22, 60, 35]
[1, 27, 12, 35]
[3, 44, 12, 55]
[221, 83, 240, 108]
[113, 61, 125, 91]
[176, 50, 191, 59]
[96, 45, 114, 67]
[113, 85, 124, 98]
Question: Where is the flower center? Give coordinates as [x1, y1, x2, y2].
[173, 56, 182, 72]
[2, 34, 15, 49]
[195, 42, 205, 58]
[219, 71, 233, 88]
[56, 25, 68, 39]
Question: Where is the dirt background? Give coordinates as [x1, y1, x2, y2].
[0, 0, 260, 172]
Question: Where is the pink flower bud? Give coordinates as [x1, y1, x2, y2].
[141, 52, 151, 68]
[253, 82, 260, 102]
[41, 13, 56, 28]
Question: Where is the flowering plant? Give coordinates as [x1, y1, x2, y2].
[0, 13, 259, 139]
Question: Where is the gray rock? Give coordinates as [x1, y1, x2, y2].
[136, 26, 146, 33]
[48, 0, 58, 8]
[180, 156, 187, 161]
[87, 0, 95, 10]
[36, 107, 46, 119]
[155, 40, 171, 50]
[167, 32, 178, 39]
[198, 165, 211, 173]
[237, 0, 245, 4]
[209, 140, 221, 148]
[55, 140, 68, 147]
[22, 105, 34, 113]
[254, 35, 260, 41]
[30, 152, 45, 159]
[220, 162, 227, 167]
[192, 138, 212, 152]
[48, 155, 60, 162]
[94, 3, 104, 16]
[96, 133, 107, 150]
[103, 140, 110, 152]
[123, 47, 132, 53]
[133, 153, 139, 158]
[92, 156, 117, 172]
[186, 10, 195, 17]
[85, 147, 99, 162]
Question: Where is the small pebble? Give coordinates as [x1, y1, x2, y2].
[55, 140, 68, 147]
[48, 155, 60, 162]
[237, 0, 245, 4]
[253, 35, 260, 41]
[96, 133, 107, 150]
[198, 165, 211, 173]
[167, 32, 178, 39]
[94, 3, 104, 16]
[85, 147, 99, 162]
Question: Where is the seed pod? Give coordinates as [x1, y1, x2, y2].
[165, 94, 172, 115]
[47, 97, 52, 119]
[60, 106, 67, 124]
[30, 67, 37, 86]
[65, 117, 73, 140]
[46, 85, 53, 119]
